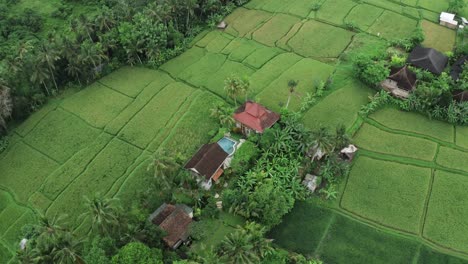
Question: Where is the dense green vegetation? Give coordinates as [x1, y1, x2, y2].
[1, 0, 468, 263]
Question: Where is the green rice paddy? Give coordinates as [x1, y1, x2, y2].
[1, 0, 468, 262]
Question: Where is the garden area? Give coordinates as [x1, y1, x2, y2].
[1, 0, 468, 263]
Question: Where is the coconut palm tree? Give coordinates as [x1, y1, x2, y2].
[34, 213, 68, 247]
[37, 42, 60, 91]
[286, 80, 299, 109]
[218, 222, 272, 263]
[224, 76, 250, 106]
[334, 124, 350, 150]
[0, 81, 12, 134]
[210, 103, 235, 128]
[309, 127, 334, 161]
[30, 58, 51, 95]
[50, 232, 84, 264]
[82, 194, 122, 236]
[149, 149, 178, 190]
[183, 0, 199, 30]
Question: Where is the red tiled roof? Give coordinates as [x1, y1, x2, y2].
[233, 101, 280, 133]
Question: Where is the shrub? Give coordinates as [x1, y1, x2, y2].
[230, 141, 260, 175]
[354, 55, 390, 87]
[111, 242, 163, 264]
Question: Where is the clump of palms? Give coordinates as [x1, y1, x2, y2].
[224, 75, 250, 106]
[82, 194, 122, 236]
[148, 148, 179, 191]
[210, 103, 235, 128]
[218, 222, 273, 263]
[16, 213, 84, 263]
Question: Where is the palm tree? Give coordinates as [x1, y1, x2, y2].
[149, 149, 178, 190]
[95, 7, 115, 32]
[224, 76, 250, 106]
[50, 232, 84, 264]
[82, 194, 122, 236]
[76, 14, 94, 42]
[30, 58, 51, 95]
[210, 103, 235, 128]
[0, 81, 12, 134]
[218, 222, 272, 263]
[309, 127, 334, 161]
[183, 0, 199, 30]
[334, 124, 350, 150]
[286, 80, 299, 109]
[218, 229, 259, 263]
[38, 41, 60, 91]
[34, 213, 68, 248]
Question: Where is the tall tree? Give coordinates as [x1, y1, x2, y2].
[82, 194, 122, 236]
[224, 76, 250, 106]
[0, 81, 12, 134]
[149, 149, 178, 191]
[286, 80, 299, 109]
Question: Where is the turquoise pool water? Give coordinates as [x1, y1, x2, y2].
[217, 137, 237, 155]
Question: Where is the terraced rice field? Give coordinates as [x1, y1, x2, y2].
[1, 0, 468, 263]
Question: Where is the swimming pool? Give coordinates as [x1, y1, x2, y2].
[217, 137, 237, 155]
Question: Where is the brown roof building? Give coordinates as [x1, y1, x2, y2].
[149, 203, 193, 249]
[184, 143, 229, 181]
[388, 66, 417, 91]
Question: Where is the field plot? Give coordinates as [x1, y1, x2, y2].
[344, 4, 383, 30]
[316, 0, 356, 25]
[23, 109, 100, 163]
[160, 47, 207, 76]
[288, 20, 354, 57]
[252, 14, 300, 47]
[223, 8, 272, 37]
[118, 82, 195, 149]
[178, 52, 226, 88]
[249, 52, 302, 95]
[0, 142, 59, 203]
[456, 126, 468, 149]
[61, 82, 133, 128]
[257, 58, 334, 111]
[46, 137, 141, 226]
[424, 171, 468, 252]
[268, 201, 334, 255]
[341, 157, 431, 233]
[370, 107, 454, 142]
[302, 81, 373, 129]
[436, 147, 468, 173]
[368, 11, 418, 40]
[353, 124, 438, 161]
[319, 213, 419, 264]
[421, 20, 456, 52]
[99, 66, 159, 97]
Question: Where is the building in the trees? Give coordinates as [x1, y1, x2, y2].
[408, 46, 448, 75]
[233, 101, 280, 136]
[381, 65, 417, 99]
[149, 203, 193, 249]
[184, 137, 240, 189]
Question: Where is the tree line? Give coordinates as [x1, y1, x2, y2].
[0, 0, 249, 136]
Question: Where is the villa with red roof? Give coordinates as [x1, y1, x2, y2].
[233, 101, 280, 135]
